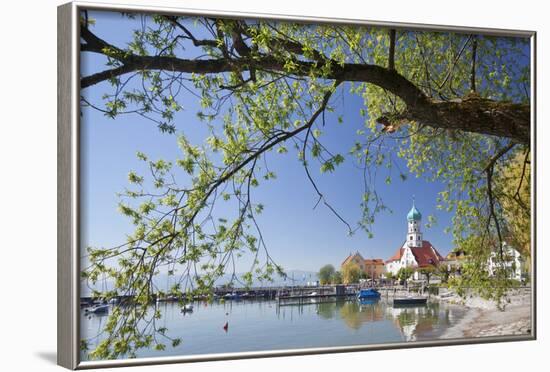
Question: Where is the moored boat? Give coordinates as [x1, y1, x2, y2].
[181, 304, 194, 312]
[393, 296, 428, 306]
[84, 304, 109, 314]
[357, 288, 381, 300]
[224, 292, 241, 300]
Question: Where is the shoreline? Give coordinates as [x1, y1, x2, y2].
[439, 291, 532, 339]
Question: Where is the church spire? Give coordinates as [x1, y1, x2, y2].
[407, 197, 422, 221]
[406, 197, 423, 247]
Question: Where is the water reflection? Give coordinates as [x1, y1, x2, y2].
[339, 301, 385, 330]
[313, 299, 460, 340]
[316, 300, 343, 319]
[81, 298, 465, 359]
[386, 302, 443, 341]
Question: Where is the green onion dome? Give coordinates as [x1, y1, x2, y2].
[407, 203, 422, 221]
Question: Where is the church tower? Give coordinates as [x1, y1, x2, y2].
[406, 199, 423, 247]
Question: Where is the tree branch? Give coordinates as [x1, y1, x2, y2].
[486, 165, 503, 259]
[513, 148, 530, 210]
[80, 27, 531, 144]
[437, 35, 473, 92]
[300, 82, 353, 234]
[388, 29, 396, 71]
[483, 142, 516, 173]
[470, 36, 477, 92]
[162, 16, 220, 48]
[484, 142, 516, 259]
[184, 82, 340, 228]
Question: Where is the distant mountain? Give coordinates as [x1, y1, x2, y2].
[158, 269, 320, 289]
[81, 269, 319, 297]
[215, 269, 319, 288]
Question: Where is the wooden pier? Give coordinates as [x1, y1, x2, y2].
[275, 285, 357, 306]
[277, 293, 356, 306]
[80, 284, 432, 307]
[80, 284, 354, 306]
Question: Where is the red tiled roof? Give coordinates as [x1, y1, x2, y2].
[385, 241, 444, 267]
[386, 244, 405, 263]
[412, 241, 445, 267]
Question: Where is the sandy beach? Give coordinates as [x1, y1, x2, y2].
[439, 289, 532, 339]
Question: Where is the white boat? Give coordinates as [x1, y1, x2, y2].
[439, 291, 455, 298]
[181, 304, 194, 312]
[224, 292, 241, 300]
[85, 304, 109, 314]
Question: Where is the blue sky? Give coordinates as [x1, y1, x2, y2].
[80, 11, 463, 273]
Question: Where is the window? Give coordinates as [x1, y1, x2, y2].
[410, 236, 413, 240]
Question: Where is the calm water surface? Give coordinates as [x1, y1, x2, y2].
[81, 298, 467, 360]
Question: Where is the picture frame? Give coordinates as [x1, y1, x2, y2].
[58, 1, 536, 369]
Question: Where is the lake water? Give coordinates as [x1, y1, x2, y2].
[81, 298, 467, 360]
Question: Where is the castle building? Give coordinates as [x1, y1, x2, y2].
[385, 200, 445, 279]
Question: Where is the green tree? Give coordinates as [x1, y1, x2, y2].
[436, 264, 454, 284]
[384, 271, 395, 283]
[80, 11, 531, 359]
[331, 271, 343, 285]
[496, 151, 531, 260]
[342, 262, 362, 284]
[448, 236, 521, 307]
[419, 265, 436, 285]
[319, 264, 336, 285]
[397, 267, 414, 286]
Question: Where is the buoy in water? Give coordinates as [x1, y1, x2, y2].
[223, 321, 229, 332]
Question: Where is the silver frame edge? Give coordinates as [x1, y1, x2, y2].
[58, 2, 79, 370]
[76, 335, 535, 369]
[56, 1, 537, 369]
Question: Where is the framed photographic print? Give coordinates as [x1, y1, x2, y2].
[57, 1, 536, 369]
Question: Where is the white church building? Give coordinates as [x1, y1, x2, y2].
[385, 201, 445, 279]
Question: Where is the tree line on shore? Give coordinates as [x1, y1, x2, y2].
[318, 262, 457, 286]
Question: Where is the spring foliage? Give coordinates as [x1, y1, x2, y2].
[80, 12, 531, 359]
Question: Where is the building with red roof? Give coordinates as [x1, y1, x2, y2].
[341, 252, 386, 279]
[385, 200, 445, 279]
